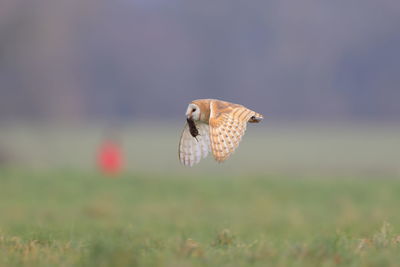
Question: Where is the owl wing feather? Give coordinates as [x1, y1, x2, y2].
[179, 121, 211, 166]
[209, 100, 257, 162]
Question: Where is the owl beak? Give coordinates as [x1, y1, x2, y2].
[186, 112, 192, 120]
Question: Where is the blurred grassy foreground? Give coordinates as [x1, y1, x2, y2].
[1, 170, 400, 266]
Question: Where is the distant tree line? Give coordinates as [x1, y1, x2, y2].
[0, 0, 399, 122]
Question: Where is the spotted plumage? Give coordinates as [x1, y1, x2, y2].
[179, 99, 263, 166]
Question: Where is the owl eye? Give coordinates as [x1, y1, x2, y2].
[192, 108, 196, 112]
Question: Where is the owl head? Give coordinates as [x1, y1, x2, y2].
[185, 103, 201, 121]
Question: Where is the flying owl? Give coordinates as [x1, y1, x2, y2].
[179, 99, 263, 166]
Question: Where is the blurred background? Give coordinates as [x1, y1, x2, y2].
[0, 0, 399, 175]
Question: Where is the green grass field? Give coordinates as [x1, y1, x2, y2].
[1, 169, 400, 266]
[0, 124, 399, 266]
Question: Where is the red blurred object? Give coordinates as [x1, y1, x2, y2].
[97, 140, 123, 176]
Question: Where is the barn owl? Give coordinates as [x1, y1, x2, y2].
[179, 99, 263, 166]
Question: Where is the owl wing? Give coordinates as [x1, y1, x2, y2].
[179, 121, 211, 166]
[209, 100, 257, 162]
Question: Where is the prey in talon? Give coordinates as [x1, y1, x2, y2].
[186, 118, 199, 140]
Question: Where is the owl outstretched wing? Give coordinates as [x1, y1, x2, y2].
[179, 121, 211, 166]
[209, 100, 259, 162]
